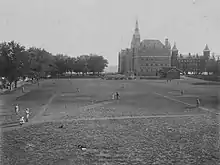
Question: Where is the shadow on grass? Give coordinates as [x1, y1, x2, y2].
[192, 82, 220, 85]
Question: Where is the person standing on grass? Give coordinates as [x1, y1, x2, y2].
[115, 92, 120, 100]
[76, 88, 80, 93]
[22, 86, 25, 93]
[180, 90, 184, 95]
[196, 98, 200, 107]
[19, 116, 25, 125]
[25, 108, 30, 122]
[15, 104, 19, 115]
[112, 93, 115, 100]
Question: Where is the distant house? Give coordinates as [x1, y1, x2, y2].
[159, 67, 182, 79]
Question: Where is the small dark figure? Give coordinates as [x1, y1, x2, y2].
[196, 98, 200, 107]
[76, 88, 80, 93]
[180, 90, 184, 95]
[59, 124, 64, 128]
[115, 92, 120, 100]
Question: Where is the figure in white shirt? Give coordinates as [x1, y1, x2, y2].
[15, 104, 19, 114]
[112, 93, 115, 100]
[20, 116, 25, 125]
[25, 108, 30, 122]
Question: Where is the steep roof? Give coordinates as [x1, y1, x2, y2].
[172, 42, 178, 51]
[160, 67, 183, 73]
[140, 39, 165, 49]
[204, 44, 210, 51]
[167, 67, 183, 73]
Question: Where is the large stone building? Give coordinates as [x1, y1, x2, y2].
[118, 21, 172, 76]
[217, 57, 220, 76]
[171, 43, 211, 73]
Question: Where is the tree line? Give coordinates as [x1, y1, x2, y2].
[0, 41, 108, 89]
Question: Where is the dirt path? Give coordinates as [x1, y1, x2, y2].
[31, 93, 57, 122]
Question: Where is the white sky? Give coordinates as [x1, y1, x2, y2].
[0, 0, 219, 65]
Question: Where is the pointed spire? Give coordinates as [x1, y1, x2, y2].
[172, 42, 178, 51]
[203, 44, 210, 52]
[131, 19, 140, 48]
[135, 19, 139, 31]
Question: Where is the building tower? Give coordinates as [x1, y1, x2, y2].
[131, 20, 140, 49]
[131, 20, 140, 75]
[203, 44, 210, 61]
[118, 52, 121, 73]
[165, 38, 171, 49]
[171, 42, 178, 67]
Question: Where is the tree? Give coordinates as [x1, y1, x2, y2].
[28, 47, 55, 79]
[66, 57, 76, 75]
[74, 55, 88, 75]
[54, 54, 68, 75]
[206, 57, 217, 75]
[0, 41, 26, 89]
[87, 54, 108, 75]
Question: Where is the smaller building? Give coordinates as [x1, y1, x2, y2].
[159, 67, 182, 79]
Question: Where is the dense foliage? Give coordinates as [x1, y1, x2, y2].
[0, 41, 108, 89]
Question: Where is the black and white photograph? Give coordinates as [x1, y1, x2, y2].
[0, 0, 219, 164]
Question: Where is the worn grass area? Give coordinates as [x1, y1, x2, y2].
[0, 80, 55, 126]
[1, 78, 219, 165]
[1, 115, 220, 165]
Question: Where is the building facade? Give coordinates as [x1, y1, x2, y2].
[217, 57, 220, 75]
[171, 44, 211, 74]
[118, 21, 171, 76]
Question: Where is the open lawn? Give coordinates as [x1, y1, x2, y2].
[0, 78, 219, 164]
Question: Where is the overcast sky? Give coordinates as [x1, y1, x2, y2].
[0, 0, 219, 65]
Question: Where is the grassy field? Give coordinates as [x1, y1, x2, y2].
[0, 78, 219, 164]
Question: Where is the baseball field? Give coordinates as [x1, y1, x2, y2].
[0, 77, 219, 164]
